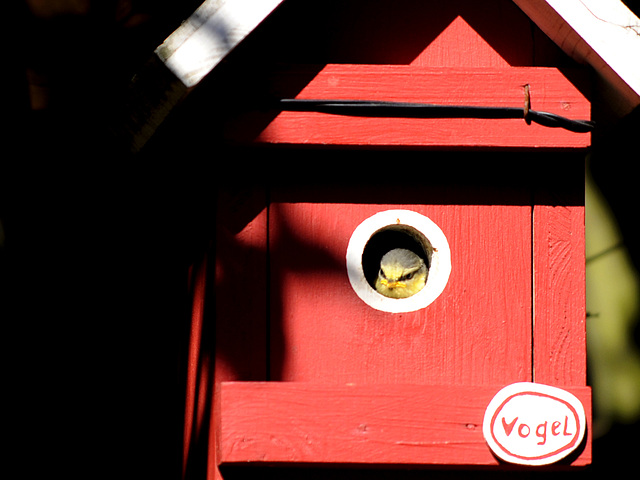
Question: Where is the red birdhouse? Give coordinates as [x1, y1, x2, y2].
[171, 0, 601, 477]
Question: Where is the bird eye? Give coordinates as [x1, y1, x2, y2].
[379, 269, 387, 280]
[400, 272, 415, 281]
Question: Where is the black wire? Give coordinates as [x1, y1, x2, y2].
[276, 99, 595, 133]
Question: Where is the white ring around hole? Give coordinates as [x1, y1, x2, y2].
[346, 209, 451, 313]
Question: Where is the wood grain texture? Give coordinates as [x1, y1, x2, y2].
[268, 200, 532, 385]
[532, 158, 586, 386]
[533, 177, 586, 385]
[227, 65, 591, 148]
[218, 382, 591, 466]
[206, 158, 590, 473]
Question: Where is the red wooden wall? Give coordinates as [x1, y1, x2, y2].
[267, 200, 532, 385]
[181, 1, 591, 478]
[210, 154, 589, 470]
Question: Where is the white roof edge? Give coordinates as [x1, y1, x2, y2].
[514, 0, 640, 114]
[155, 0, 285, 88]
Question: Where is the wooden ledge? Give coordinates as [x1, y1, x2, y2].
[218, 382, 591, 467]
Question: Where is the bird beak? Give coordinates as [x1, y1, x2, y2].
[380, 279, 406, 289]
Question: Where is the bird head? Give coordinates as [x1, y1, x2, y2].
[375, 248, 428, 299]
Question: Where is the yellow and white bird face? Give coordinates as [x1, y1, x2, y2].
[375, 248, 428, 299]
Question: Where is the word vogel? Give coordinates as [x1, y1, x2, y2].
[501, 414, 573, 446]
[483, 382, 586, 466]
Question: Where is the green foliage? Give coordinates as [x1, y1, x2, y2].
[586, 164, 640, 435]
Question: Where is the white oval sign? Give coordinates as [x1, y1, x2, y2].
[483, 382, 586, 466]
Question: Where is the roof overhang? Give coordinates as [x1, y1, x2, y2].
[155, 0, 286, 88]
[513, 0, 640, 115]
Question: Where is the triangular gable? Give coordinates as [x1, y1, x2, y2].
[125, 0, 638, 151]
[410, 16, 511, 67]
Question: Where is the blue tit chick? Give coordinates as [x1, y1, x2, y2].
[375, 248, 428, 299]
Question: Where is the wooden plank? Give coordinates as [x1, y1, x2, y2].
[214, 186, 270, 383]
[533, 204, 586, 385]
[218, 382, 591, 466]
[513, 0, 640, 115]
[533, 160, 587, 385]
[183, 256, 209, 478]
[268, 199, 532, 385]
[181, 187, 270, 480]
[117, 55, 189, 153]
[227, 66, 591, 148]
[119, 0, 285, 152]
[157, 0, 285, 88]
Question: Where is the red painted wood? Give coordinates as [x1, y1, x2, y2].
[183, 188, 270, 480]
[409, 15, 510, 67]
[188, 0, 591, 474]
[226, 66, 590, 148]
[202, 160, 590, 472]
[533, 161, 586, 385]
[249, 0, 565, 68]
[218, 382, 591, 466]
[183, 257, 209, 477]
[405, 1, 550, 68]
[268, 199, 532, 385]
[214, 187, 269, 383]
